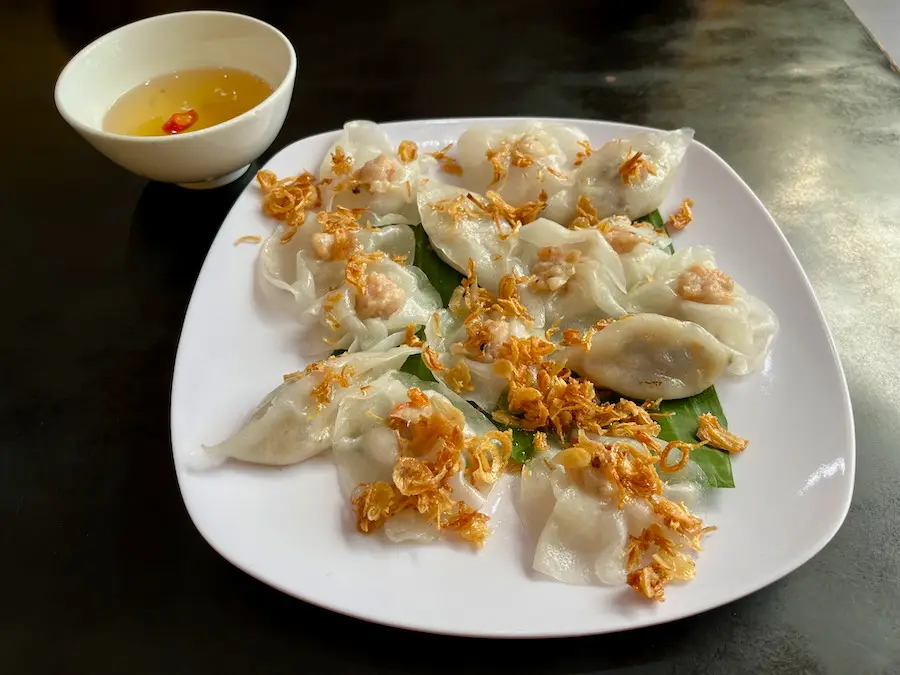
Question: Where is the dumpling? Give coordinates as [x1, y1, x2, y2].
[592, 214, 673, 289]
[627, 247, 778, 374]
[319, 120, 421, 224]
[424, 307, 539, 412]
[259, 209, 415, 304]
[515, 217, 628, 326]
[576, 128, 693, 220]
[530, 462, 631, 585]
[298, 254, 442, 356]
[417, 177, 527, 294]
[334, 371, 512, 544]
[563, 313, 734, 400]
[521, 435, 707, 586]
[197, 343, 418, 468]
[333, 371, 496, 497]
[456, 121, 591, 223]
[422, 254, 547, 411]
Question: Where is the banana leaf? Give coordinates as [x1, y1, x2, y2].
[655, 387, 735, 488]
[406, 210, 736, 487]
[413, 225, 463, 306]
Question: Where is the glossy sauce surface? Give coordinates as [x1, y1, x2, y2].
[103, 67, 272, 136]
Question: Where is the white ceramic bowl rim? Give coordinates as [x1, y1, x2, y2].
[53, 10, 297, 144]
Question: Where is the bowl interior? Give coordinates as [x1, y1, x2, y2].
[56, 12, 293, 132]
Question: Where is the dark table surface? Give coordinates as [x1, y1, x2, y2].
[4, 0, 897, 672]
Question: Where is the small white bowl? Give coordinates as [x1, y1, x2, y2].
[55, 11, 296, 189]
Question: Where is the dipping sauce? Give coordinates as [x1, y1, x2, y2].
[103, 67, 273, 137]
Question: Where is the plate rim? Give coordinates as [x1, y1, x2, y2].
[170, 116, 856, 638]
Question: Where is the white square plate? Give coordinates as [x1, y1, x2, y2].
[171, 118, 854, 637]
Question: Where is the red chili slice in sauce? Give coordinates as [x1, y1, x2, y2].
[162, 109, 198, 134]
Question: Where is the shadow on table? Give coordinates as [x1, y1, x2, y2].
[127, 166, 257, 313]
[201, 555, 759, 674]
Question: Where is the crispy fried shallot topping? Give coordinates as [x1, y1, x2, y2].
[696, 413, 749, 453]
[573, 139, 595, 167]
[257, 169, 322, 234]
[430, 143, 463, 176]
[569, 195, 602, 229]
[618, 150, 658, 185]
[466, 190, 548, 240]
[666, 198, 694, 231]
[234, 235, 262, 245]
[352, 388, 510, 547]
[403, 324, 424, 348]
[398, 140, 418, 163]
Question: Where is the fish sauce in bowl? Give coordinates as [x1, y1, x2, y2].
[104, 67, 273, 137]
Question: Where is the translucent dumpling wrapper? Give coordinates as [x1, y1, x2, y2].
[593, 214, 673, 289]
[318, 120, 421, 224]
[627, 247, 778, 374]
[520, 437, 706, 586]
[333, 371, 495, 497]
[195, 343, 418, 468]
[563, 313, 734, 400]
[258, 211, 415, 305]
[456, 121, 590, 223]
[298, 256, 442, 357]
[518, 454, 559, 539]
[424, 308, 540, 412]
[532, 468, 630, 585]
[515, 217, 628, 326]
[521, 437, 705, 537]
[576, 128, 693, 220]
[333, 371, 506, 543]
[417, 178, 527, 295]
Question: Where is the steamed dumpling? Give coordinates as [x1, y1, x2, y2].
[528, 457, 631, 585]
[417, 178, 526, 294]
[299, 256, 442, 356]
[627, 247, 778, 374]
[199, 344, 418, 467]
[319, 120, 421, 224]
[259, 210, 415, 304]
[564, 313, 734, 400]
[515, 217, 628, 326]
[522, 437, 706, 586]
[424, 308, 538, 412]
[333, 371, 495, 497]
[593, 214, 673, 289]
[456, 121, 590, 223]
[577, 128, 693, 220]
[333, 371, 509, 543]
